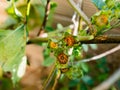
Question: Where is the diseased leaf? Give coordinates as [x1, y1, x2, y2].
[0, 24, 26, 84]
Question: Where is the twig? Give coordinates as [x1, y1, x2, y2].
[93, 67, 120, 90]
[78, 44, 120, 63]
[37, 0, 51, 36]
[67, 0, 91, 25]
[42, 65, 56, 90]
[72, 12, 79, 36]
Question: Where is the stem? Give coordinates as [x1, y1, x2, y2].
[67, 0, 91, 25]
[27, 37, 48, 44]
[37, 0, 51, 36]
[78, 0, 83, 31]
[80, 35, 120, 44]
[42, 65, 56, 90]
[102, 20, 120, 33]
[77, 45, 120, 63]
[93, 67, 120, 90]
[78, 18, 83, 30]
[28, 35, 120, 44]
[26, 0, 31, 24]
[52, 70, 61, 90]
[67, 0, 95, 35]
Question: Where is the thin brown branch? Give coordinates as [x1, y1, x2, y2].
[79, 44, 120, 63]
[93, 67, 120, 90]
[81, 35, 120, 44]
[28, 35, 120, 44]
[37, 0, 51, 36]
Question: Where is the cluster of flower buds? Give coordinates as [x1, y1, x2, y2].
[48, 34, 76, 73]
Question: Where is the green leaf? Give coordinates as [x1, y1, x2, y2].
[81, 63, 89, 73]
[115, 8, 120, 18]
[50, 1, 57, 10]
[82, 75, 94, 86]
[69, 79, 79, 87]
[41, 0, 47, 6]
[105, 0, 115, 9]
[73, 46, 82, 58]
[57, 24, 64, 30]
[66, 64, 83, 80]
[91, 0, 106, 9]
[82, 44, 89, 52]
[45, 26, 54, 32]
[42, 57, 55, 67]
[97, 73, 108, 81]
[0, 24, 26, 84]
[89, 44, 98, 50]
[17, 5, 27, 17]
[97, 57, 109, 73]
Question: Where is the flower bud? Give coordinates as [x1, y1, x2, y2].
[57, 53, 68, 64]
